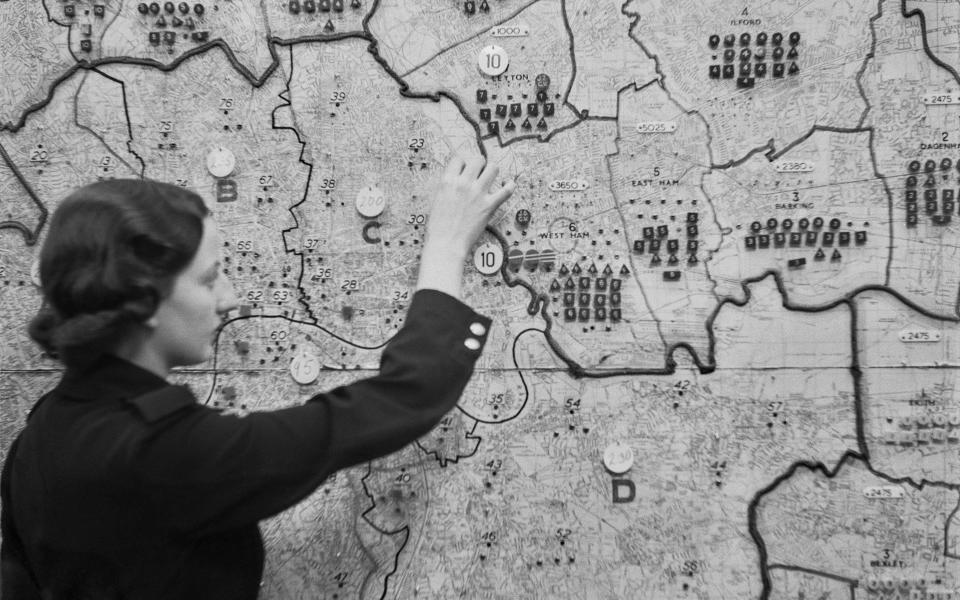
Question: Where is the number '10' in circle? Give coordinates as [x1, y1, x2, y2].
[474, 243, 504, 275]
[478, 45, 509, 77]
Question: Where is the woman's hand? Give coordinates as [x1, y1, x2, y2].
[416, 156, 516, 298]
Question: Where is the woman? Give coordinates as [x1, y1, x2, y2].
[1, 156, 514, 599]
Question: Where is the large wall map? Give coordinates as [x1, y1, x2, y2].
[1, 0, 960, 598]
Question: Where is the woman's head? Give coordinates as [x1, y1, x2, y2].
[30, 179, 235, 370]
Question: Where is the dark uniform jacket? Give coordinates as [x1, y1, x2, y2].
[1, 289, 491, 599]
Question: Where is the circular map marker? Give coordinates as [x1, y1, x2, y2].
[474, 242, 504, 275]
[206, 146, 236, 178]
[602, 441, 634, 474]
[515, 208, 532, 228]
[356, 185, 386, 218]
[30, 258, 42, 287]
[290, 353, 321, 385]
[478, 45, 509, 77]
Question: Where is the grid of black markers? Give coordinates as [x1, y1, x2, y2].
[477, 87, 555, 137]
[631, 211, 700, 281]
[708, 31, 800, 89]
[904, 158, 957, 227]
[742, 217, 867, 267]
[553, 263, 625, 323]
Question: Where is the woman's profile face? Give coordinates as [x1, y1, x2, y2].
[146, 217, 238, 371]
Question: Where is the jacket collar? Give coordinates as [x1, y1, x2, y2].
[54, 354, 169, 402]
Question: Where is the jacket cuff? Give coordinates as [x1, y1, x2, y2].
[406, 289, 493, 362]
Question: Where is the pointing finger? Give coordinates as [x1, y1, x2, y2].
[462, 156, 485, 181]
[485, 179, 516, 212]
[476, 162, 500, 191]
[444, 155, 465, 180]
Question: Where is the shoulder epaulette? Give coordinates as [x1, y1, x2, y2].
[127, 385, 196, 422]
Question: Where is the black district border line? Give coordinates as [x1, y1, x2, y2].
[0, 142, 47, 245]
[766, 563, 860, 588]
[359, 329, 541, 597]
[358, 459, 410, 600]
[72, 67, 147, 177]
[900, 0, 960, 86]
[4, 3, 960, 598]
[746, 282, 960, 599]
[287, 3, 960, 599]
[748, 450, 960, 599]
[395, 0, 543, 80]
[0, 3, 372, 239]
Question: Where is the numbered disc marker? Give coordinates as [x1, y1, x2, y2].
[356, 185, 386, 218]
[206, 146, 236, 178]
[478, 45, 509, 77]
[602, 441, 634, 474]
[290, 353, 321, 385]
[474, 242, 504, 275]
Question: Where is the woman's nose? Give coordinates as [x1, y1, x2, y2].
[217, 276, 239, 315]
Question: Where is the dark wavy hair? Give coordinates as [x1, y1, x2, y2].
[29, 179, 210, 367]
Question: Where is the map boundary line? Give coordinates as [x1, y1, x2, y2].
[900, 0, 960, 87]
[0, 142, 48, 246]
[766, 564, 858, 597]
[395, 0, 544, 79]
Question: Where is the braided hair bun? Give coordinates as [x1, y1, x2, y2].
[29, 179, 209, 367]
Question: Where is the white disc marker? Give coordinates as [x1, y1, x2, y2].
[603, 441, 634, 474]
[478, 45, 509, 77]
[473, 243, 504, 275]
[290, 353, 321, 385]
[206, 146, 236, 178]
[356, 185, 386, 218]
[31, 258, 42, 287]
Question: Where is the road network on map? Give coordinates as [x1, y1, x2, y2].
[2, 0, 960, 598]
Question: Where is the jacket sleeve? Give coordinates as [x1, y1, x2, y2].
[134, 289, 491, 536]
[1, 435, 43, 600]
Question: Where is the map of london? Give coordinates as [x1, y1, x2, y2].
[2, 0, 960, 597]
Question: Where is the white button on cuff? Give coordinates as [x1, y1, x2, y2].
[464, 338, 481, 350]
[470, 322, 487, 336]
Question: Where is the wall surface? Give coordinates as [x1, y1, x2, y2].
[1, 0, 959, 597]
